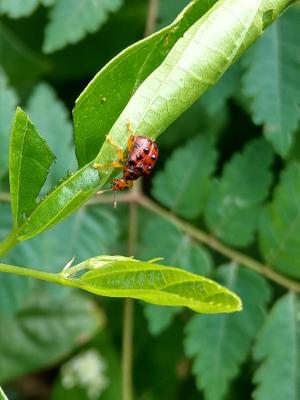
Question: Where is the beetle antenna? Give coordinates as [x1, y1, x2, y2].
[113, 190, 117, 208]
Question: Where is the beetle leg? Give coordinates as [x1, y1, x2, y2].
[106, 135, 125, 162]
[93, 161, 124, 170]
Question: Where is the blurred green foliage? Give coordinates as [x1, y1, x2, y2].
[0, 1, 300, 399]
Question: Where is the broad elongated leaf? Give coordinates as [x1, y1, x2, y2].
[139, 217, 212, 334]
[259, 162, 300, 278]
[95, 0, 291, 177]
[0, 0, 55, 18]
[74, 257, 241, 313]
[9, 108, 55, 228]
[253, 293, 300, 400]
[152, 135, 217, 219]
[0, 68, 18, 178]
[43, 0, 123, 53]
[73, 0, 219, 167]
[242, 6, 300, 157]
[205, 138, 273, 247]
[0, 292, 103, 384]
[27, 83, 76, 189]
[184, 264, 270, 400]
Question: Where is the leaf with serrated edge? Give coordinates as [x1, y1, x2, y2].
[242, 6, 300, 157]
[253, 293, 300, 400]
[184, 264, 270, 400]
[9, 108, 55, 228]
[152, 135, 217, 219]
[43, 0, 123, 53]
[259, 162, 300, 279]
[0, 68, 19, 178]
[0, 0, 55, 18]
[75, 258, 241, 313]
[205, 138, 273, 247]
[73, 0, 219, 167]
[139, 217, 212, 334]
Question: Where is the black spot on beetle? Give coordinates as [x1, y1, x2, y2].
[136, 154, 142, 161]
[151, 154, 156, 160]
[143, 147, 149, 154]
[128, 159, 136, 166]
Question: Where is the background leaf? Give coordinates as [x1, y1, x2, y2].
[259, 162, 300, 278]
[184, 264, 270, 400]
[139, 216, 212, 335]
[0, 292, 103, 384]
[253, 293, 300, 400]
[9, 108, 55, 227]
[241, 7, 300, 156]
[152, 135, 217, 219]
[43, 0, 124, 53]
[205, 138, 273, 247]
[0, 0, 55, 18]
[0, 68, 19, 179]
[0, 386, 8, 400]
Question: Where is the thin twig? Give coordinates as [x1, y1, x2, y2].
[0, 192, 10, 202]
[144, 0, 159, 36]
[136, 194, 300, 293]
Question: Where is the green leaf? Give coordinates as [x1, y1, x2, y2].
[253, 293, 300, 400]
[0, 0, 55, 18]
[139, 216, 212, 335]
[0, 292, 103, 384]
[184, 264, 270, 400]
[73, 0, 219, 167]
[205, 138, 273, 247]
[0, 386, 8, 400]
[152, 135, 217, 220]
[259, 162, 300, 279]
[9, 108, 56, 228]
[241, 6, 300, 157]
[97, 0, 291, 177]
[43, 0, 124, 53]
[75, 257, 241, 313]
[26, 82, 76, 190]
[0, 68, 19, 179]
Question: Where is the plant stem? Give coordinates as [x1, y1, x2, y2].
[137, 194, 300, 293]
[0, 192, 10, 202]
[0, 263, 82, 289]
[122, 182, 140, 400]
[0, 231, 17, 257]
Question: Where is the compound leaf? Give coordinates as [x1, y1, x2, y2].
[0, 292, 103, 384]
[184, 264, 270, 400]
[76, 258, 241, 314]
[242, 6, 300, 157]
[0, 68, 19, 179]
[259, 162, 300, 278]
[43, 0, 124, 53]
[9, 108, 56, 228]
[139, 217, 212, 334]
[26, 83, 76, 190]
[205, 138, 273, 247]
[253, 293, 300, 400]
[152, 135, 217, 220]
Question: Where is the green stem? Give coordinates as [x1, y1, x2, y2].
[137, 194, 300, 294]
[0, 263, 83, 290]
[0, 231, 17, 257]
